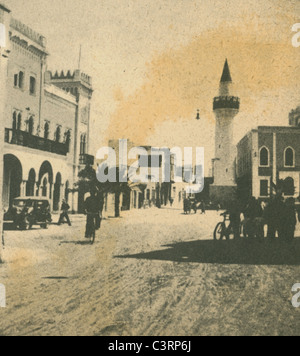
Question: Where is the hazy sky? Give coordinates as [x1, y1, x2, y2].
[4, 0, 300, 171]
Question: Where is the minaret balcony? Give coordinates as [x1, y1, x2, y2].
[213, 96, 240, 110]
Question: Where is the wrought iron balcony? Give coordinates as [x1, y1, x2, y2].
[5, 128, 69, 156]
[79, 153, 94, 166]
[213, 96, 240, 110]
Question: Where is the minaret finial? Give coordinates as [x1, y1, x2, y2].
[220, 59, 232, 83]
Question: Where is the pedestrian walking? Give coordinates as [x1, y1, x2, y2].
[170, 197, 174, 207]
[97, 190, 105, 230]
[58, 199, 72, 226]
[265, 194, 285, 240]
[183, 198, 191, 214]
[200, 201, 206, 214]
[243, 197, 263, 239]
[84, 190, 100, 238]
[227, 200, 241, 240]
[282, 197, 297, 241]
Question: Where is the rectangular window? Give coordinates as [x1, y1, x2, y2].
[18, 71, 24, 89]
[29, 76, 36, 95]
[260, 180, 269, 197]
[14, 71, 24, 89]
[14, 74, 18, 87]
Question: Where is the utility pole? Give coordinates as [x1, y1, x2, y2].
[0, 4, 11, 260]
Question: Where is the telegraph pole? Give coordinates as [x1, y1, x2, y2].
[0, 4, 11, 260]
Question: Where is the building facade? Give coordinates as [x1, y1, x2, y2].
[100, 140, 175, 216]
[289, 106, 300, 127]
[2, 7, 93, 213]
[237, 123, 300, 202]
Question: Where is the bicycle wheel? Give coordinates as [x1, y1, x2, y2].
[214, 222, 225, 240]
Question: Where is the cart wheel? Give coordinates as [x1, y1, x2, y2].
[214, 222, 225, 240]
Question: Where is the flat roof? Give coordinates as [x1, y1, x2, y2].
[257, 125, 300, 130]
[237, 125, 300, 146]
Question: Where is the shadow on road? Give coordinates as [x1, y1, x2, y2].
[59, 240, 93, 246]
[3, 222, 43, 231]
[115, 238, 300, 266]
[42, 276, 69, 280]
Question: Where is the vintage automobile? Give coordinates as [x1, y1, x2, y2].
[11, 197, 52, 230]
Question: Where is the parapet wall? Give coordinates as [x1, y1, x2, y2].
[47, 70, 92, 87]
[10, 17, 46, 48]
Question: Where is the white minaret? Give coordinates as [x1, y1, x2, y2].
[213, 59, 240, 187]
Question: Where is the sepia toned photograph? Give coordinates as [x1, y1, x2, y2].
[0, 0, 300, 339]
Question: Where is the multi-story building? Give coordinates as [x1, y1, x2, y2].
[236, 121, 300, 202]
[1, 5, 93, 213]
[101, 140, 174, 215]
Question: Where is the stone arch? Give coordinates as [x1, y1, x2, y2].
[284, 147, 295, 168]
[38, 161, 53, 185]
[26, 168, 36, 197]
[3, 154, 23, 209]
[41, 177, 48, 197]
[259, 146, 269, 167]
[38, 161, 53, 199]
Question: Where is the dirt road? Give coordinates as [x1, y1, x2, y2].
[0, 208, 299, 336]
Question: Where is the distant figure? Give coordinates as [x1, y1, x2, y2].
[243, 197, 263, 239]
[58, 199, 71, 226]
[183, 198, 191, 214]
[200, 201, 206, 215]
[265, 194, 285, 240]
[84, 190, 101, 238]
[261, 200, 267, 211]
[283, 197, 297, 241]
[227, 200, 241, 239]
[170, 197, 174, 207]
[190, 199, 197, 214]
[97, 191, 105, 229]
[297, 196, 300, 223]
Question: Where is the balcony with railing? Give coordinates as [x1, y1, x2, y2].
[213, 96, 240, 111]
[5, 128, 69, 156]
